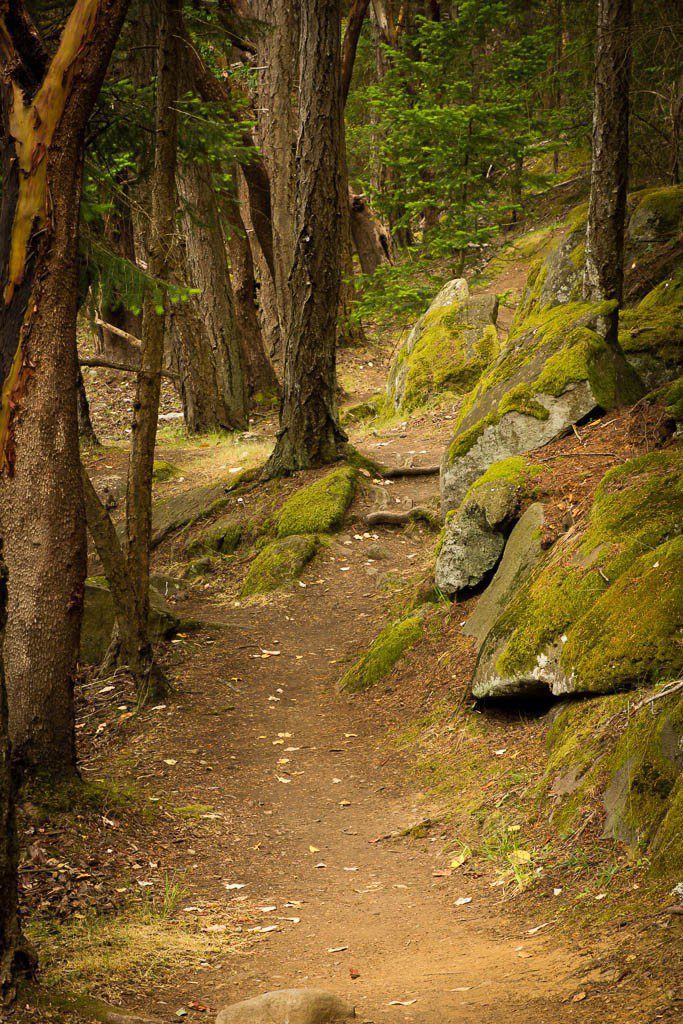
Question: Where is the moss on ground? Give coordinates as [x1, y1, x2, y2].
[276, 467, 358, 537]
[490, 449, 683, 689]
[339, 610, 426, 693]
[240, 534, 319, 597]
[185, 516, 242, 558]
[152, 460, 181, 482]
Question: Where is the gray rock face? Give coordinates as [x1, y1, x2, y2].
[434, 470, 525, 596]
[81, 578, 179, 665]
[441, 379, 596, 513]
[464, 502, 545, 645]
[435, 504, 505, 596]
[216, 989, 355, 1024]
[386, 278, 499, 413]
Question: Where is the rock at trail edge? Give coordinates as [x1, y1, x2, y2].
[215, 989, 356, 1024]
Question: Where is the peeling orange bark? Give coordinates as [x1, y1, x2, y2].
[0, 0, 101, 469]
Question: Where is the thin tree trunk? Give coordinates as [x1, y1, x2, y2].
[76, 368, 100, 447]
[583, 0, 633, 347]
[170, 160, 248, 432]
[341, 0, 371, 105]
[80, 468, 145, 680]
[0, 0, 131, 772]
[124, 0, 181, 700]
[225, 192, 280, 401]
[0, 552, 32, 1003]
[265, 0, 347, 475]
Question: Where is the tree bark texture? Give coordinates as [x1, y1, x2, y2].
[0, 553, 31, 1003]
[0, 0, 131, 772]
[349, 191, 393, 274]
[265, 0, 347, 475]
[583, 0, 633, 346]
[170, 159, 248, 432]
[252, 0, 300, 340]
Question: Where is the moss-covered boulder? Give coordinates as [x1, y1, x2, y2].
[386, 279, 499, 414]
[276, 467, 358, 537]
[541, 690, 683, 875]
[339, 610, 426, 693]
[185, 516, 242, 558]
[81, 578, 180, 665]
[440, 300, 642, 511]
[435, 458, 543, 596]
[627, 184, 683, 244]
[240, 535, 319, 597]
[618, 269, 683, 388]
[471, 450, 683, 699]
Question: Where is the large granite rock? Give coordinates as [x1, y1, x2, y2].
[464, 502, 545, 645]
[436, 505, 505, 596]
[81, 578, 180, 665]
[471, 450, 683, 699]
[387, 278, 499, 413]
[216, 989, 355, 1024]
[440, 301, 641, 513]
[435, 457, 543, 596]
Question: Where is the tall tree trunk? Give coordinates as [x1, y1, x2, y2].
[124, 0, 181, 699]
[0, 552, 32, 1003]
[583, 0, 633, 347]
[170, 159, 248, 432]
[0, 0, 131, 772]
[225, 192, 280, 401]
[265, 0, 346, 475]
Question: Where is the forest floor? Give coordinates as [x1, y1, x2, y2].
[9, 215, 682, 1024]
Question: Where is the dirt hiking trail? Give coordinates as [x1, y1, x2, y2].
[113, 431, 630, 1024]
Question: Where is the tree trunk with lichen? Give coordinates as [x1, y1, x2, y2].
[265, 0, 346, 476]
[0, 0, 131, 772]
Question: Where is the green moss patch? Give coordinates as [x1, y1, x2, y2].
[446, 300, 639, 466]
[339, 610, 426, 693]
[487, 450, 683, 692]
[276, 467, 358, 537]
[152, 460, 181, 483]
[240, 535, 319, 597]
[540, 689, 683, 870]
